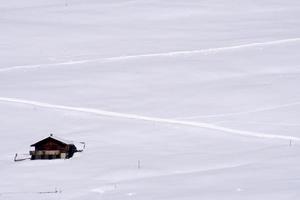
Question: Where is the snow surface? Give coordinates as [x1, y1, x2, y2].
[1, 0, 300, 199]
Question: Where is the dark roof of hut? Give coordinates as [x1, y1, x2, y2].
[31, 134, 74, 147]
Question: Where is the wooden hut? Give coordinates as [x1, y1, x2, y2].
[30, 134, 77, 160]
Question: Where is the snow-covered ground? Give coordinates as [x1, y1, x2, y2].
[1, 0, 300, 199]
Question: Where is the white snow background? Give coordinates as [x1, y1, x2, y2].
[0, 0, 300, 199]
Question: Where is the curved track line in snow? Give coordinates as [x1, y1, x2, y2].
[1, 37, 300, 73]
[0, 97, 299, 141]
[179, 102, 300, 120]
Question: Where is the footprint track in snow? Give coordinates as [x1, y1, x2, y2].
[1, 37, 300, 73]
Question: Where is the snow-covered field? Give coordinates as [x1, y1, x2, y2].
[1, 0, 300, 199]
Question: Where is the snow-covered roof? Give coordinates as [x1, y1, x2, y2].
[49, 135, 75, 145]
[31, 134, 75, 146]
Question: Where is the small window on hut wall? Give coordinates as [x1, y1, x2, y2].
[61, 153, 66, 159]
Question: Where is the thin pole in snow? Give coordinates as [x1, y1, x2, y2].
[138, 160, 141, 169]
[289, 140, 292, 147]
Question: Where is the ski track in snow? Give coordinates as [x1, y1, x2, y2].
[1, 37, 300, 73]
[0, 97, 299, 141]
[178, 102, 300, 120]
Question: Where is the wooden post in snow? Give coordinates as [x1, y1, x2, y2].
[138, 160, 141, 169]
